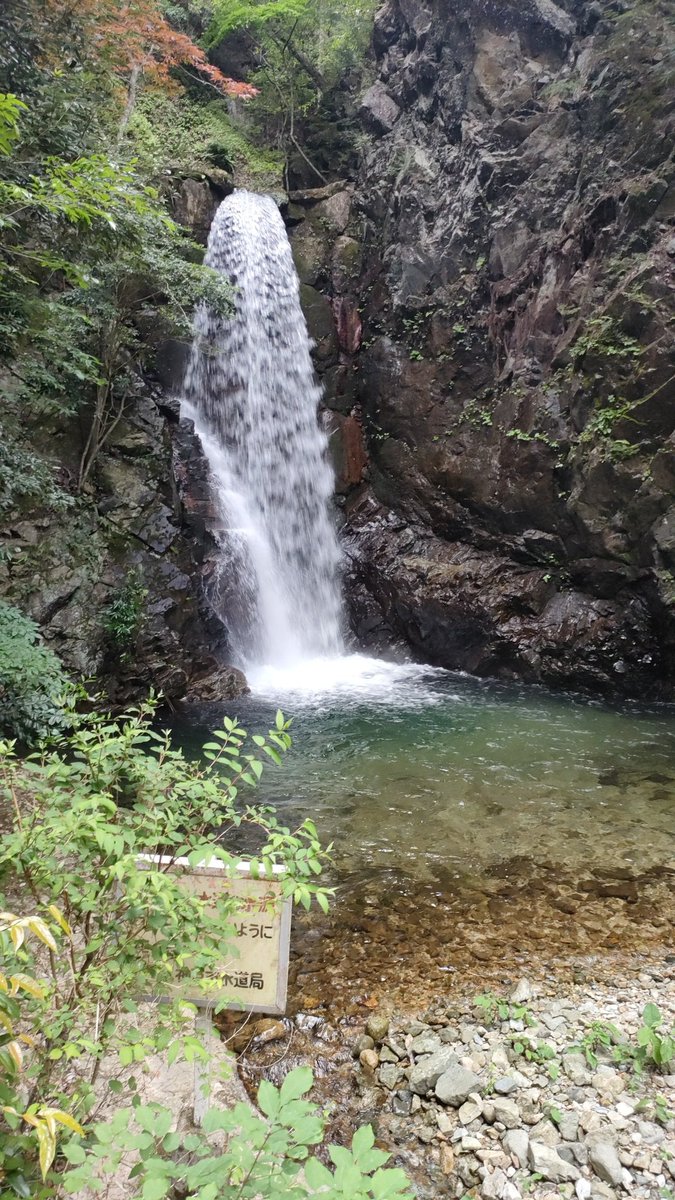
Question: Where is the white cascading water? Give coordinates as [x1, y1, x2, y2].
[181, 190, 344, 671]
[181, 189, 445, 705]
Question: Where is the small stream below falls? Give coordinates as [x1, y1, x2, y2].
[172, 656, 675, 1014]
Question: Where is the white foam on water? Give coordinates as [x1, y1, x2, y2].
[247, 654, 451, 708]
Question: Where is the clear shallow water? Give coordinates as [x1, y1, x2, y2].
[177, 656, 675, 885]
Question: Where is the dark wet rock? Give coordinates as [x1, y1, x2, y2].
[169, 170, 234, 245]
[359, 83, 401, 135]
[186, 664, 250, 701]
[289, 0, 675, 699]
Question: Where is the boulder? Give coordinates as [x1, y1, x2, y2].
[359, 83, 401, 135]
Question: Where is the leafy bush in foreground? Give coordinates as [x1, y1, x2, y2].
[0, 700, 412, 1198]
[0, 601, 72, 743]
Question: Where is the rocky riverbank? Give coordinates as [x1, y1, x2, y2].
[356, 972, 674, 1200]
[230, 960, 675, 1200]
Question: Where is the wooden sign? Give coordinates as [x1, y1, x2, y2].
[139, 857, 292, 1014]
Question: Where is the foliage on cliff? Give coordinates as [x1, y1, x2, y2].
[206, 0, 378, 184]
[0, 0, 250, 514]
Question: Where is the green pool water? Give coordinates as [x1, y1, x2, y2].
[173, 656, 675, 887]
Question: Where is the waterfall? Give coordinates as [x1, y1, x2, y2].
[181, 190, 344, 669]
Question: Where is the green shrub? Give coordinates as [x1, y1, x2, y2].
[0, 601, 72, 743]
[64, 1067, 413, 1199]
[0, 701, 412, 1198]
[103, 569, 148, 651]
[633, 1003, 675, 1072]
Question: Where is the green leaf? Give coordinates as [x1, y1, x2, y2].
[257, 1078, 281, 1118]
[642, 1003, 661, 1029]
[141, 1175, 170, 1200]
[304, 1157, 333, 1188]
[280, 1065, 313, 1102]
[351, 1123, 375, 1159]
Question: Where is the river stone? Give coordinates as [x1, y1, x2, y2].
[559, 1112, 580, 1142]
[592, 1066, 624, 1101]
[491, 1097, 520, 1129]
[510, 978, 533, 1003]
[360, 1048, 379, 1072]
[411, 1031, 441, 1055]
[458, 1096, 483, 1124]
[409, 1047, 458, 1094]
[435, 1064, 482, 1106]
[366, 1013, 390, 1043]
[587, 1139, 623, 1187]
[528, 1140, 580, 1182]
[559, 1144, 580, 1165]
[378, 1063, 404, 1090]
[494, 1076, 518, 1095]
[502, 1185, 521, 1200]
[481, 1167, 508, 1198]
[563, 1052, 591, 1085]
[391, 1090, 412, 1115]
[576, 1181, 592, 1200]
[379, 1046, 399, 1064]
[503, 1128, 529, 1165]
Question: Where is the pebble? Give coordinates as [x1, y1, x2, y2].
[366, 1013, 390, 1042]
[436, 1109, 453, 1133]
[360, 1047, 379, 1072]
[502, 1184, 521, 1200]
[563, 1052, 591, 1086]
[409, 1046, 458, 1094]
[503, 1128, 529, 1166]
[459, 1096, 483, 1124]
[511, 979, 533, 1003]
[492, 1098, 521, 1129]
[462, 1136, 482, 1151]
[391, 1090, 413, 1116]
[355, 975, 675, 1200]
[439, 1143, 455, 1174]
[378, 1063, 403, 1090]
[559, 1113, 579, 1142]
[495, 1076, 518, 1095]
[411, 1031, 440, 1055]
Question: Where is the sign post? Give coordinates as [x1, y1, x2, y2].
[139, 855, 293, 1125]
[140, 855, 292, 1014]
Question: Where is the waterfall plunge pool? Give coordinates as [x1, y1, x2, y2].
[172, 657, 675, 1013]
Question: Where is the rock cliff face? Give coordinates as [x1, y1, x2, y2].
[292, 0, 675, 695]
